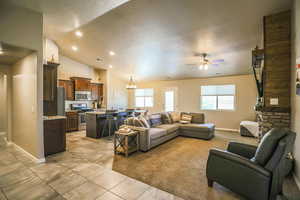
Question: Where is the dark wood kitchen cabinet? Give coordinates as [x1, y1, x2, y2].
[66, 111, 79, 132]
[43, 62, 59, 116]
[90, 83, 103, 100]
[44, 118, 66, 156]
[71, 77, 91, 91]
[59, 80, 74, 100]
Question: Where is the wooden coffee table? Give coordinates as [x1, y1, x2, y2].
[114, 130, 139, 157]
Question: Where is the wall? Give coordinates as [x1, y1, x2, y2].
[128, 74, 257, 130]
[0, 72, 8, 134]
[107, 70, 128, 110]
[0, 3, 44, 159]
[11, 53, 40, 159]
[58, 55, 104, 83]
[44, 38, 59, 63]
[291, 0, 300, 189]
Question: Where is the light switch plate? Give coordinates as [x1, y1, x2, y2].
[270, 98, 279, 105]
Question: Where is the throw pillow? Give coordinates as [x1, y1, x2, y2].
[149, 114, 162, 127]
[138, 115, 150, 128]
[161, 112, 172, 124]
[181, 114, 192, 124]
[133, 117, 145, 127]
[179, 120, 189, 124]
[170, 112, 180, 122]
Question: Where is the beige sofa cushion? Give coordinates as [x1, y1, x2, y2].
[149, 128, 167, 140]
[156, 124, 179, 134]
[180, 123, 215, 132]
[170, 112, 181, 122]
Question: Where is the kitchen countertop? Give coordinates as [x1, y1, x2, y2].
[43, 115, 67, 121]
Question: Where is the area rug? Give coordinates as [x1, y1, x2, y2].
[112, 131, 257, 200]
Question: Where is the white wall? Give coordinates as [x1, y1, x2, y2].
[291, 0, 300, 189]
[11, 53, 41, 158]
[107, 70, 128, 110]
[44, 38, 59, 63]
[0, 3, 44, 159]
[0, 73, 8, 134]
[128, 74, 257, 130]
[58, 55, 104, 83]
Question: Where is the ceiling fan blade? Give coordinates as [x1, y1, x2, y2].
[212, 59, 225, 63]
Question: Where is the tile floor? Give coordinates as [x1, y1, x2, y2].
[0, 131, 184, 200]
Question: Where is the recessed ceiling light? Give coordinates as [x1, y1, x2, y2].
[109, 65, 113, 68]
[75, 31, 83, 37]
[72, 46, 78, 51]
[109, 51, 115, 56]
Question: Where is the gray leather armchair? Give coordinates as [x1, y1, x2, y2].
[206, 128, 296, 200]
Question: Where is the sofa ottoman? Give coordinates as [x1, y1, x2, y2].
[179, 123, 215, 140]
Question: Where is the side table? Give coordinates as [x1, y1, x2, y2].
[114, 130, 139, 157]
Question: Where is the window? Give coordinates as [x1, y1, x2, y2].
[200, 85, 235, 110]
[135, 88, 154, 107]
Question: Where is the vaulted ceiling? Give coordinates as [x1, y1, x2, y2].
[8, 0, 292, 81]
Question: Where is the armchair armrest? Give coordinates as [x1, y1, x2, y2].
[206, 149, 271, 200]
[227, 142, 257, 159]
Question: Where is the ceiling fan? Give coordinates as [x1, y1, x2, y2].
[187, 53, 225, 70]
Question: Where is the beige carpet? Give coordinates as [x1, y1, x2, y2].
[112, 131, 257, 200]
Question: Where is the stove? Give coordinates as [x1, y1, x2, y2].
[71, 103, 93, 130]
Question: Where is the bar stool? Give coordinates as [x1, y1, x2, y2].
[101, 110, 118, 138]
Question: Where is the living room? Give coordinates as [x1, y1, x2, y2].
[0, 0, 300, 200]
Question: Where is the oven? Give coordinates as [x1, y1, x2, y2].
[71, 103, 93, 131]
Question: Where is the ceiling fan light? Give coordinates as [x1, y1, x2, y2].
[204, 64, 208, 70]
[198, 65, 203, 70]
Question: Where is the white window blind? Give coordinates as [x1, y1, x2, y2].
[200, 85, 235, 110]
[135, 88, 154, 107]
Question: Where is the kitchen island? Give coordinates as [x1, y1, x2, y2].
[85, 110, 146, 138]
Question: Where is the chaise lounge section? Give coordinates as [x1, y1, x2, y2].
[123, 112, 215, 151]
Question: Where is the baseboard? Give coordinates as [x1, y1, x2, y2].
[215, 128, 239, 133]
[7, 142, 45, 163]
[294, 173, 300, 190]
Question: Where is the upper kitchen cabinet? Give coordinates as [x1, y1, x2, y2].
[43, 62, 59, 116]
[91, 83, 103, 100]
[43, 62, 59, 101]
[71, 77, 91, 91]
[59, 80, 74, 101]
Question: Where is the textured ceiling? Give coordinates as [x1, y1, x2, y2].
[8, 0, 292, 81]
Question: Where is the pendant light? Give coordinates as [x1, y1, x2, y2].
[126, 76, 137, 89]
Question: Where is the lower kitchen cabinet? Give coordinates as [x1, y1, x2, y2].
[66, 111, 79, 132]
[44, 118, 66, 156]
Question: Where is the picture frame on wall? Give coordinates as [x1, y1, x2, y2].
[296, 58, 300, 95]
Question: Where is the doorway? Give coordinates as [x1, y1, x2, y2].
[163, 87, 178, 112]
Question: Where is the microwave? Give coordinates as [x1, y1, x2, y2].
[75, 91, 92, 101]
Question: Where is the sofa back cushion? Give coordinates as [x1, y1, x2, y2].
[190, 113, 205, 124]
[170, 112, 181, 122]
[252, 128, 288, 166]
[149, 114, 162, 127]
[161, 112, 173, 124]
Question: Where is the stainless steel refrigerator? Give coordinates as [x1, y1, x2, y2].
[57, 87, 65, 116]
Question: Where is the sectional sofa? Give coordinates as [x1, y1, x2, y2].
[123, 112, 215, 151]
